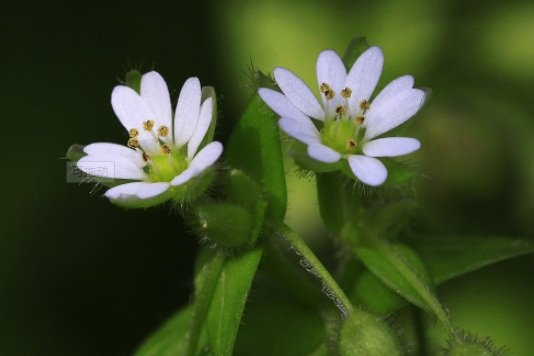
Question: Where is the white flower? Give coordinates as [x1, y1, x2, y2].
[258, 47, 425, 186]
[77, 72, 223, 207]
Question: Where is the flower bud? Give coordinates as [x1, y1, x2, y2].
[339, 311, 403, 356]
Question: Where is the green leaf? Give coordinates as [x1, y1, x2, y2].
[133, 304, 209, 356]
[403, 234, 534, 285]
[225, 83, 287, 222]
[355, 243, 433, 312]
[206, 247, 263, 356]
[342, 37, 370, 71]
[349, 270, 406, 315]
[200, 86, 217, 148]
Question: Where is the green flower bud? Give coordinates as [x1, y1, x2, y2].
[441, 332, 510, 356]
[339, 311, 403, 356]
[190, 203, 255, 247]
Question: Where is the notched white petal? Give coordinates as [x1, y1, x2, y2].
[78, 154, 146, 180]
[363, 137, 421, 157]
[140, 71, 173, 131]
[347, 155, 388, 186]
[316, 50, 347, 105]
[307, 143, 342, 163]
[136, 182, 170, 199]
[174, 77, 201, 146]
[112, 86, 155, 130]
[83, 143, 145, 168]
[365, 88, 425, 140]
[274, 67, 325, 120]
[258, 88, 310, 123]
[279, 117, 321, 145]
[188, 97, 213, 160]
[170, 141, 223, 187]
[346, 46, 384, 115]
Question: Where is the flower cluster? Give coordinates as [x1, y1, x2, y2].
[77, 72, 222, 207]
[259, 47, 425, 186]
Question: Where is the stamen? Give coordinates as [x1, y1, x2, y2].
[157, 125, 169, 137]
[335, 104, 346, 116]
[129, 128, 139, 138]
[354, 114, 365, 125]
[359, 100, 370, 111]
[320, 82, 335, 100]
[346, 139, 356, 150]
[159, 144, 172, 155]
[143, 120, 155, 131]
[127, 138, 139, 148]
[341, 87, 352, 99]
[142, 152, 152, 162]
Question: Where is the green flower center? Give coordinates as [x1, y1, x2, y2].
[144, 145, 189, 182]
[320, 118, 365, 156]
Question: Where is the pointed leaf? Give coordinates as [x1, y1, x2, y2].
[226, 79, 287, 222]
[133, 304, 209, 356]
[206, 247, 263, 356]
[403, 234, 534, 285]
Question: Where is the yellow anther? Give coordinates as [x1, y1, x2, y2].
[127, 138, 139, 148]
[359, 100, 370, 111]
[143, 120, 155, 131]
[157, 125, 169, 137]
[320, 82, 335, 100]
[335, 104, 346, 116]
[346, 140, 357, 150]
[142, 152, 152, 162]
[341, 87, 352, 99]
[159, 144, 172, 155]
[320, 83, 331, 93]
[354, 114, 365, 125]
[129, 128, 139, 138]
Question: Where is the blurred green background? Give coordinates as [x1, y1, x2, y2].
[2, 0, 534, 355]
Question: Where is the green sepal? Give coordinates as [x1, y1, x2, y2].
[206, 247, 263, 356]
[289, 141, 343, 173]
[250, 68, 278, 91]
[66, 143, 87, 162]
[190, 203, 255, 247]
[133, 304, 210, 356]
[342, 37, 371, 71]
[226, 86, 287, 222]
[339, 311, 403, 356]
[125, 70, 142, 94]
[403, 234, 534, 285]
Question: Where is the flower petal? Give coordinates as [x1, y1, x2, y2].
[140, 71, 173, 133]
[258, 88, 311, 123]
[78, 154, 146, 180]
[104, 182, 171, 208]
[135, 182, 170, 199]
[274, 67, 325, 120]
[347, 155, 387, 186]
[174, 77, 201, 146]
[188, 97, 213, 160]
[363, 137, 421, 157]
[307, 143, 342, 163]
[111, 85, 159, 153]
[316, 50, 347, 107]
[364, 87, 425, 140]
[83, 143, 145, 168]
[346, 46, 384, 117]
[369, 75, 414, 109]
[279, 117, 321, 145]
[170, 141, 223, 186]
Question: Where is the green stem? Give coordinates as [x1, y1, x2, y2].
[186, 249, 226, 356]
[369, 238, 456, 339]
[275, 222, 355, 317]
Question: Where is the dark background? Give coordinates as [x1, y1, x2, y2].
[2, 1, 534, 355]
